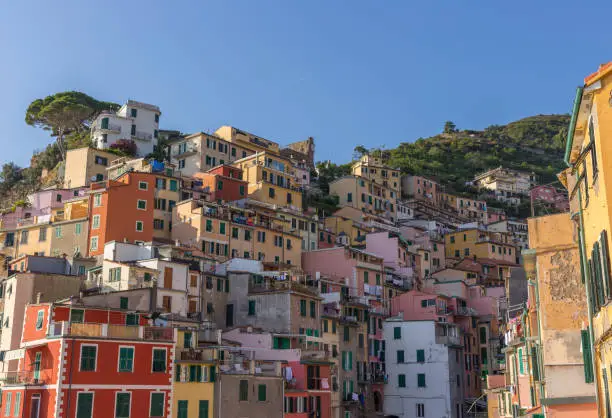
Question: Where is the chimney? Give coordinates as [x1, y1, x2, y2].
[36, 292, 42, 304]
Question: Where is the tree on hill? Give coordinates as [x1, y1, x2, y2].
[25, 91, 119, 159]
[353, 145, 368, 159]
[443, 121, 457, 133]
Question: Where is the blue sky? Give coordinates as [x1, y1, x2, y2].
[0, 0, 609, 167]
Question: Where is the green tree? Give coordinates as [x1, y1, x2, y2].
[353, 145, 368, 159]
[25, 91, 119, 159]
[443, 121, 456, 133]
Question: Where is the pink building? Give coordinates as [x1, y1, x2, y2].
[399, 225, 446, 274]
[364, 232, 421, 289]
[529, 185, 569, 212]
[486, 208, 507, 225]
[302, 247, 384, 299]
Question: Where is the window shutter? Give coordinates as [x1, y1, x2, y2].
[581, 329, 594, 383]
[601, 230, 611, 298]
[342, 351, 346, 371]
[348, 351, 353, 370]
[531, 346, 540, 381]
[209, 365, 216, 382]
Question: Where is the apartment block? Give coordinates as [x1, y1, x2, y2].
[63, 147, 119, 188]
[473, 166, 536, 205]
[91, 100, 161, 157]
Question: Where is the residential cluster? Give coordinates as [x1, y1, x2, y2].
[1, 79, 601, 418]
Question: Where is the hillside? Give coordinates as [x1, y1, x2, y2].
[387, 114, 570, 192]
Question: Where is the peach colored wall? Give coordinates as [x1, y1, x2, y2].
[546, 403, 598, 418]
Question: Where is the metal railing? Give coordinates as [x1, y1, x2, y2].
[133, 131, 153, 141]
[100, 123, 121, 132]
[48, 321, 174, 341]
[0, 369, 52, 385]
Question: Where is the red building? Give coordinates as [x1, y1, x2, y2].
[193, 165, 247, 203]
[317, 227, 337, 249]
[529, 184, 570, 212]
[88, 172, 156, 256]
[2, 303, 175, 418]
[283, 361, 332, 417]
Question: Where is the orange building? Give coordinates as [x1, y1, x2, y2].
[2, 303, 175, 418]
[87, 172, 155, 256]
[193, 165, 248, 204]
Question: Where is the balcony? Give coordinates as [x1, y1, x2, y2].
[454, 306, 477, 316]
[99, 123, 121, 133]
[0, 369, 52, 386]
[132, 131, 153, 141]
[435, 334, 462, 347]
[48, 321, 174, 341]
[177, 347, 215, 362]
[219, 359, 282, 377]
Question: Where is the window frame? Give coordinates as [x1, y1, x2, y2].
[151, 347, 167, 373]
[117, 345, 135, 373]
[79, 344, 98, 372]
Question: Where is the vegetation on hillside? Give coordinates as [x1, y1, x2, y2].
[386, 114, 570, 193]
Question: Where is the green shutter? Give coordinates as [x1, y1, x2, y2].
[239, 380, 248, 401]
[175, 365, 182, 381]
[190, 365, 197, 382]
[582, 329, 594, 383]
[225, 279, 229, 293]
[394, 327, 401, 339]
[150, 393, 165, 417]
[398, 374, 406, 387]
[198, 400, 209, 418]
[348, 351, 353, 370]
[258, 384, 267, 401]
[300, 300, 306, 316]
[177, 400, 188, 418]
[76, 393, 93, 418]
[248, 300, 256, 316]
[209, 365, 216, 382]
[417, 349, 425, 363]
[417, 373, 426, 387]
[518, 348, 524, 374]
[601, 230, 611, 298]
[119, 347, 134, 372]
[531, 346, 540, 381]
[342, 351, 347, 370]
[116, 393, 131, 418]
[310, 301, 316, 318]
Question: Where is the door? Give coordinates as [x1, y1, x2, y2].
[164, 267, 173, 288]
[33, 352, 41, 382]
[30, 396, 40, 418]
[226, 304, 234, 327]
[198, 400, 209, 418]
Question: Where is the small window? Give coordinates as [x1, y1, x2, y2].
[71, 309, 84, 323]
[130, 108, 137, 118]
[92, 215, 101, 229]
[248, 300, 256, 316]
[139, 181, 148, 190]
[115, 393, 131, 418]
[118, 347, 134, 372]
[398, 374, 406, 387]
[417, 373, 426, 387]
[258, 384, 267, 402]
[269, 187, 275, 198]
[80, 345, 97, 371]
[90, 236, 98, 251]
[137, 200, 147, 210]
[150, 393, 164, 417]
[393, 327, 401, 339]
[169, 179, 178, 191]
[35, 310, 44, 330]
[120, 297, 128, 309]
[136, 221, 144, 232]
[152, 348, 167, 372]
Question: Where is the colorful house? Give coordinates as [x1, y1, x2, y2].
[1, 303, 175, 418]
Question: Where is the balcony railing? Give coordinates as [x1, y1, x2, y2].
[100, 123, 121, 132]
[435, 334, 462, 347]
[48, 321, 174, 341]
[177, 348, 215, 362]
[133, 131, 153, 141]
[0, 369, 52, 385]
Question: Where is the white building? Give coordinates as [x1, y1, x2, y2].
[91, 241, 197, 317]
[91, 100, 161, 157]
[384, 319, 464, 418]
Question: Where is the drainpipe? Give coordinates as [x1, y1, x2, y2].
[576, 186, 600, 414]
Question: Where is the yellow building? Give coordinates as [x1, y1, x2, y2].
[0, 196, 90, 259]
[444, 228, 516, 264]
[173, 200, 303, 268]
[232, 151, 303, 211]
[173, 328, 216, 418]
[351, 155, 401, 198]
[563, 62, 612, 417]
[323, 208, 370, 247]
[63, 147, 119, 188]
[214, 125, 281, 155]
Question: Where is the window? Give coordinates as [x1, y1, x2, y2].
[417, 349, 425, 363]
[287, 193, 292, 204]
[464, 248, 470, 256]
[300, 300, 307, 316]
[454, 250, 460, 258]
[120, 297, 128, 309]
[248, 300, 256, 316]
[416, 403, 425, 417]
[152, 348, 167, 372]
[136, 221, 144, 232]
[154, 219, 165, 230]
[150, 393, 164, 417]
[394, 327, 401, 339]
[35, 310, 44, 330]
[582, 329, 594, 383]
[344, 326, 350, 342]
[130, 108, 138, 118]
[269, 187, 275, 198]
[310, 301, 316, 318]
[245, 230, 251, 241]
[80, 345, 97, 371]
[39, 227, 47, 241]
[397, 350, 404, 363]
[364, 271, 369, 283]
[177, 400, 188, 418]
[115, 393, 131, 418]
[118, 347, 134, 372]
[74, 223, 82, 235]
[450, 236, 455, 244]
[398, 374, 406, 388]
[347, 192, 352, 202]
[109, 267, 121, 282]
[239, 380, 249, 401]
[258, 384, 267, 402]
[417, 373, 426, 387]
[138, 181, 148, 190]
[20, 230, 28, 244]
[76, 392, 93, 418]
[4, 393, 11, 417]
[137, 199, 147, 210]
[169, 179, 178, 191]
[92, 215, 101, 229]
[71, 309, 84, 323]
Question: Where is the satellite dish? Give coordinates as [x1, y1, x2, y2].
[90, 176, 98, 182]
